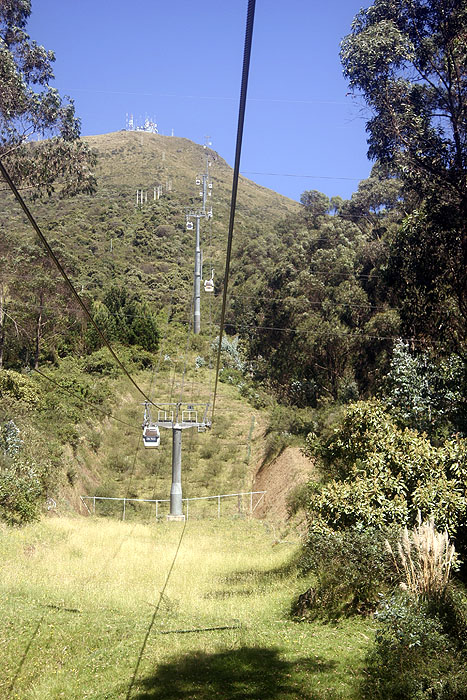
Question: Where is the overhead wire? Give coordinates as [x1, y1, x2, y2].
[125, 7, 257, 696]
[124, 294, 195, 696]
[228, 293, 393, 310]
[0, 158, 162, 410]
[51, 85, 353, 107]
[212, 0, 256, 423]
[221, 321, 450, 346]
[124, 518, 187, 700]
[240, 170, 363, 181]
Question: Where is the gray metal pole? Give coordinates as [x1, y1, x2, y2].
[194, 216, 201, 334]
[202, 173, 207, 214]
[169, 427, 183, 517]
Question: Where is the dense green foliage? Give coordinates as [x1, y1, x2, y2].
[86, 285, 160, 352]
[296, 526, 396, 619]
[304, 401, 467, 535]
[383, 340, 466, 438]
[0, 0, 95, 195]
[231, 177, 405, 404]
[362, 591, 467, 699]
[341, 0, 467, 345]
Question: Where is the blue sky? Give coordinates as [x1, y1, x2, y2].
[28, 0, 372, 202]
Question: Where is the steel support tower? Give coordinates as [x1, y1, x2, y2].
[152, 402, 211, 520]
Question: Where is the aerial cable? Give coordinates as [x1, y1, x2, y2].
[125, 521, 187, 700]
[0, 312, 140, 430]
[221, 321, 448, 345]
[241, 170, 363, 181]
[212, 0, 256, 423]
[0, 159, 162, 409]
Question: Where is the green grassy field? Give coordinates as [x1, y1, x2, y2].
[1, 516, 371, 699]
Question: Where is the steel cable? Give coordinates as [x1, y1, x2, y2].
[0, 158, 162, 409]
[211, 0, 256, 423]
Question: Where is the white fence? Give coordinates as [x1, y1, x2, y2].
[80, 491, 266, 521]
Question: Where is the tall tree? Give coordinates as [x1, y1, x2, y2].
[0, 0, 95, 196]
[341, 0, 467, 332]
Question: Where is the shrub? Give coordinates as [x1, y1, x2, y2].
[0, 457, 44, 525]
[195, 355, 206, 368]
[0, 370, 41, 407]
[361, 592, 467, 700]
[304, 401, 467, 541]
[294, 525, 396, 619]
[383, 340, 466, 438]
[211, 335, 245, 371]
[82, 347, 120, 375]
[0, 420, 23, 456]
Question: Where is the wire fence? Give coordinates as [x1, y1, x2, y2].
[80, 491, 266, 521]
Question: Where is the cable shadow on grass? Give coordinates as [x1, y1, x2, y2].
[134, 646, 336, 700]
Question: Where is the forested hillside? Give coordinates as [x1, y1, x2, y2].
[2, 1, 467, 698]
[0, 130, 298, 369]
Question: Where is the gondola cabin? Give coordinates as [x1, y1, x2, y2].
[204, 278, 214, 293]
[143, 424, 160, 448]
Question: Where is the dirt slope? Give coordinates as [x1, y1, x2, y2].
[252, 446, 314, 522]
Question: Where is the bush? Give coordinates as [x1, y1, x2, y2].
[0, 370, 41, 407]
[361, 592, 467, 700]
[0, 420, 22, 456]
[382, 340, 466, 438]
[304, 401, 467, 539]
[0, 456, 44, 525]
[294, 525, 396, 619]
[211, 335, 245, 371]
[82, 347, 120, 376]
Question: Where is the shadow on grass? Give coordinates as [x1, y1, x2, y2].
[134, 646, 337, 699]
[221, 558, 299, 587]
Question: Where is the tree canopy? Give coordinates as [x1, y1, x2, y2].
[341, 0, 467, 337]
[0, 0, 95, 196]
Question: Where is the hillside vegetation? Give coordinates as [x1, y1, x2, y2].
[2, 0, 467, 698]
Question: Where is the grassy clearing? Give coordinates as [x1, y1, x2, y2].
[0, 516, 371, 699]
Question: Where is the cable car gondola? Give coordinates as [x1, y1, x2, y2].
[142, 423, 160, 448]
[142, 402, 160, 448]
[204, 269, 214, 293]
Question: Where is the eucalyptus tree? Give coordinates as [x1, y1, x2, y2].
[341, 0, 467, 336]
[0, 0, 95, 196]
